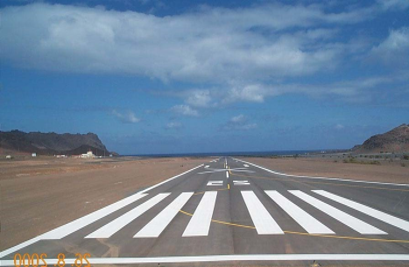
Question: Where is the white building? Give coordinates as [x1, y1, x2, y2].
[81, 150, 95, 158]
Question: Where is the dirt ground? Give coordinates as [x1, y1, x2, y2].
[1, 155, 408, 253]
[0, 157, 209, 250]
[240, 157, 409, 184]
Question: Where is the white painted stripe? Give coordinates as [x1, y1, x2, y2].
[198, 169, 229, 174]
[226, 171, 229, 178]
[241, 191, 283, 235]
[289, 191, 386, 235]
[2, 254, 408, 265]
[86, 193, 170, 238]
[0, 193, 146, 257]
[42, 194, 148, 239]
[233, 180, 250, 186]
[134, 192, 193, 238]
[233, 158, 409, 188]
[207, 181, 223, 186]
[183, 191, 217, 237]
[0, 237, 42, 259]
[137, 164, 204, 194]
[265, 191, 334, 234]
[0, 164, 203, 258]
[231, 170, 255, 173]
[314, 190, 409, 233]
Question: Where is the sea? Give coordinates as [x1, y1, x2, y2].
[124, 150, 332, 158]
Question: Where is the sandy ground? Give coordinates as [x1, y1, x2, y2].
[1, 155, 408, 255]
[240, 157, 409, 184]
[0, 157, 209, 250]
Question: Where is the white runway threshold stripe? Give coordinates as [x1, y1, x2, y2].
[134, 192, 194, 238]
[265, 191, 334, 234]
[183, 191, 217, 237]
[241, 191, 284, 235]
[289, 191, 387, 235]
[43, 193, 148, 240]
[2, 254, 409, 265]
[313, 190, 409, 233]
[0, 164, 204, 258]
[85, 193, 170, 238]
[0, 193, 147, 258]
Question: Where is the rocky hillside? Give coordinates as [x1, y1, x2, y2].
[353, 124, 409, 153]
[0, 130, 111, 156]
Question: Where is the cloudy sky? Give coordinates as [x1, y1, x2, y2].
[1, 0, 408, 155]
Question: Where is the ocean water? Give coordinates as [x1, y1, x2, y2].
[125, 150, 324, 158]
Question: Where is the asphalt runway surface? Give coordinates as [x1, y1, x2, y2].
[1, 157, 409, 266]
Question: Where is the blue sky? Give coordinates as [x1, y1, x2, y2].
[0, 0, 408, 155]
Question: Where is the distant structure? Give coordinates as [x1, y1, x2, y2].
[6, 155, 12, 159]
[80, 150, 95, 159]
[32, 153, 37, 157]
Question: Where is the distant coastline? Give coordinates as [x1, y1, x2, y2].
[124, 149, 346, 158]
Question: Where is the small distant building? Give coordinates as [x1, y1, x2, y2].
[80, 150, 95, 159]
[6, 155, 12, 159]
[32, 153, 37, 157]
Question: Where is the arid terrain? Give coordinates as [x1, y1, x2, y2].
[1, 155, 408, 251]
[0, 156, 209, 250]
[1, 155, 409, 266]
[240, 156, 409, 184]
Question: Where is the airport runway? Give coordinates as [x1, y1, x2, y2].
[1, 157, 409, 266]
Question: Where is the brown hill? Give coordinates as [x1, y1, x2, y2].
[353, 124, 409, 153]
[0, 130, 111, 156]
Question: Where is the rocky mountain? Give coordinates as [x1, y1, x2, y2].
[0, 130, 111, 156]
[353, 124, 409, 153]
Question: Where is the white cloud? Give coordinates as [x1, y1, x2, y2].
[231, 114, 246, 123]
[377, 0, 409, 10]
[112, 110, 140, 123]
[371, 27, 409, 66]
[222, 114, 257, 131]
[1, 2, 407, 108]
[335, 124, 345, 130]
[226, 84, 271, 103]
[166, 121, 182, 129]
[170, 105, 199, 116]
[0, 2, 381, 83]
[185, 90, 212, 107]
